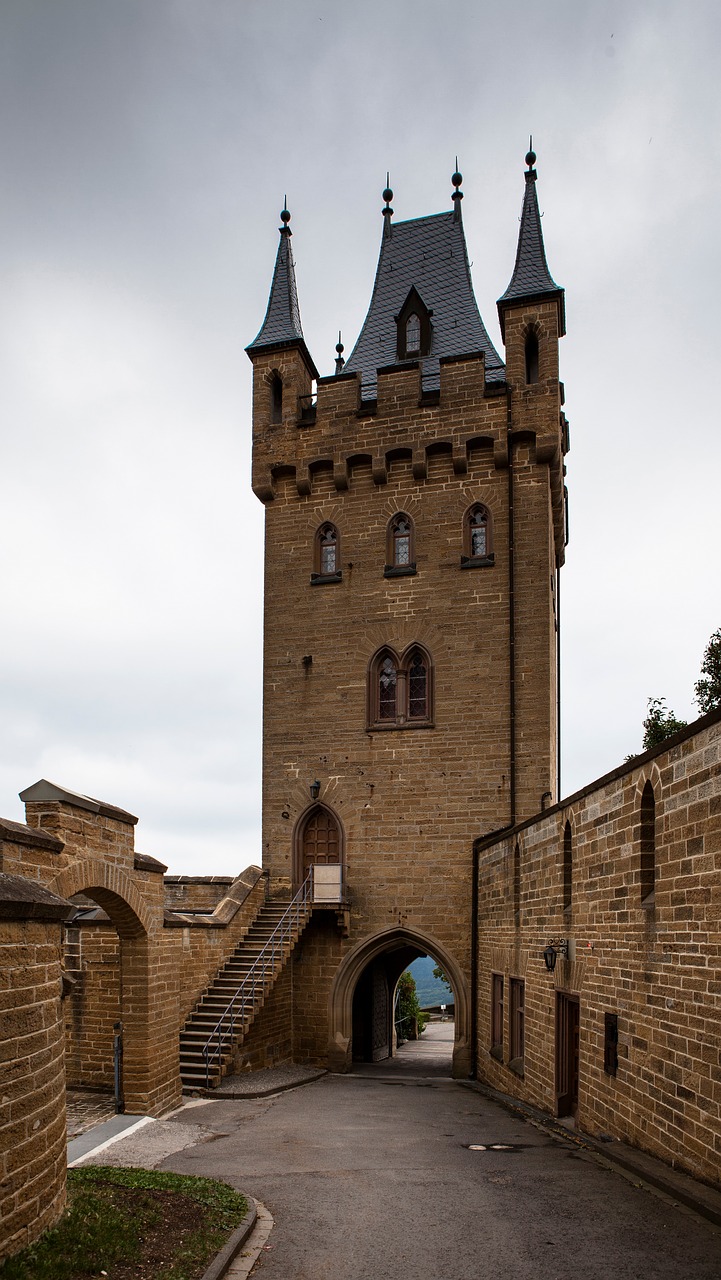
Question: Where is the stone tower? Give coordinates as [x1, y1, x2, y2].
[246, 152, 568, 1075]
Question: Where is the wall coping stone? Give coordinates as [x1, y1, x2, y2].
[134, 852, 168, 874]
[474, 704, 721, 853]
[0, 871, 71, 921]
[0, 816, 64, 852]
[164, 876, 234, 885]
[19, 778, 138, 825]
[163, 865, 265, 928]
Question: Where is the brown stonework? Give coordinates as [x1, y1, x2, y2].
[0, 874, 70, 1263]
[474, 708, 721, 1187]
[247, 215, 567, 1075]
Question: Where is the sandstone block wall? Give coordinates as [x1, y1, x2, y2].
[0, 874, 70, 1263]
[164, 876, 234, 912]
[250, 338, 566, 1067]
[64, 919, 120, 1089]
[475, 709, 721, 1186]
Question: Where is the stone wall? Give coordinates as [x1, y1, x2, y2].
[475, 708, 721, 1187]
[0, 873, 70, 1263]
[249, 332, 566, 1073]
[164, 876, 234, 913]
[64, 918, 120, 1089]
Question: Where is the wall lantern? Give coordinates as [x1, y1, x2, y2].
[310, 780, 321, 801]
[543, 938, 569, 972]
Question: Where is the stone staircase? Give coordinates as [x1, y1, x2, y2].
[179, 886, 312, 1090]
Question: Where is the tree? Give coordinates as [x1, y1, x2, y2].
[642, 697, 687, 750]
[396, 971, 427, 1041]
[432, 963, 451, 993]
[694, 628, 721, 714]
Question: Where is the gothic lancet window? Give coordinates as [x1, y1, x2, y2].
[368, 645, 433, 729]
[311, 523, 342, 584]
[407, 650, 428, 720]
[385, 513, 417, 577]
[461, 504, 494, 568]
[640, 781, 656, 905]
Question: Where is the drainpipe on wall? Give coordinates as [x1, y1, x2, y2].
[507, 387, 516, 828]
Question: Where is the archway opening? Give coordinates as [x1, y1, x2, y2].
[345, 938, 459, 1078]
[62, 884, 149, 1120]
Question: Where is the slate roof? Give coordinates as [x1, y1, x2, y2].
[247, 222, 318, 377]
[498, 166, 565, 335]
[343, 209, 505, 398]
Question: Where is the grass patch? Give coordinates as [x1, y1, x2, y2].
[0, 1166, 248, 1280]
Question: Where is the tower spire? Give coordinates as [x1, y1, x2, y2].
[246, 201, 318, 377]
[497, 143, 565, 340]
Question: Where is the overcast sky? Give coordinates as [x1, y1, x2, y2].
[2, 1, 720, 875]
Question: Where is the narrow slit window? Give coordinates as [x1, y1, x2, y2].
[640, 782, 656, 904]
[604, 1012, 619, 1077]
[319, 524, 337, 575]
[271, 373, 283, 423]
[525, 330, 539, 384]
[563, 821, 572, 914]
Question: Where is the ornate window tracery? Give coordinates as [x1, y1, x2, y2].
[368, 644, 433, 729]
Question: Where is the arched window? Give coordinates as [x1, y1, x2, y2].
[368, 645, 433, 729]
[378, 653, 397, 722]
[640, 782, 656, 905]
[311, 523, 342, 584]
[407, 649, 428, 720]
[563, 821, 572, 914]
[406, 313, 421, 355]
[385, 513, 416, 577]
[270, 372, 283, 424]
[461, 503, 494, 568]
[524, 329, 539, 384]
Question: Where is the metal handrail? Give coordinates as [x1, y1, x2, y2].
[202, 871, 314, 1088]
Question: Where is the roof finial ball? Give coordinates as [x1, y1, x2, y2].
[451, 158, 463, 220]
[382, 172, 394, 238]
[335, 330, 345, 376]
[525, 137, 537, 170]
[280, 197, 291, 233]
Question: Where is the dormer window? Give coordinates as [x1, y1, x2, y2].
[406, 314, 420, 355]
[396, 287, 432, 361]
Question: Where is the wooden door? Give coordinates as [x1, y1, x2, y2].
[556, 992, 580, 1118]
[302, 807, 340, 879]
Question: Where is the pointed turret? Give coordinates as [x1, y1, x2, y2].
[246, 204, 318, 379]
[497, 145, 565, 341]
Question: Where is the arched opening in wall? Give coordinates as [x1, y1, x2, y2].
[335, 930, 468, 1078]
[270, 372, 283, 424]
[524, 328, 539, 384]
[61, 885, 149, 1119]
[640, 781, 656, 905]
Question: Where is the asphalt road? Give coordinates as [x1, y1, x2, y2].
[156, 1057, 721, 1279]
